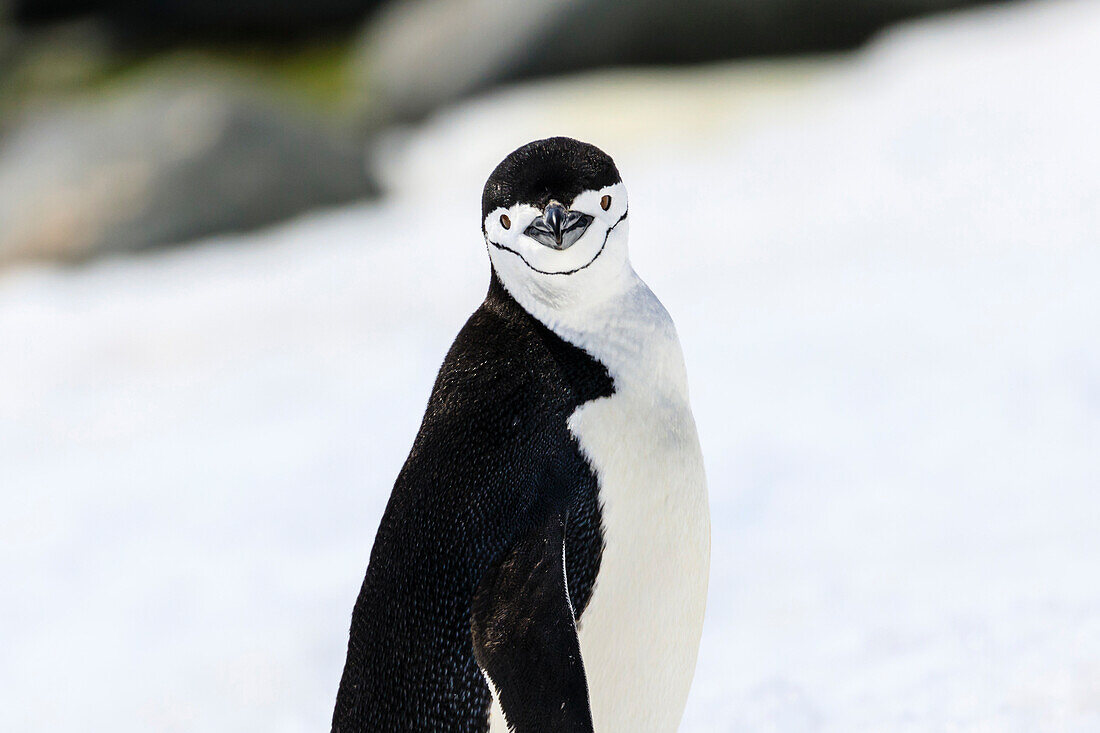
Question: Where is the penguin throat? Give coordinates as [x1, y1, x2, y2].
[491, 217, 632, 319]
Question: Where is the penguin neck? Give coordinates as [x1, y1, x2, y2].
[489, 262, 688, 399]
[497, 262, 634, 320]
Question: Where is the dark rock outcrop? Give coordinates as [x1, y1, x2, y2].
[0, 69, 376, 265]
[352, 0, 1007, 124]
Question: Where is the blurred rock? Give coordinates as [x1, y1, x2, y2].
[0, 18, 115, 117]
[354, 0, 1003, 124]
[11, 0, 386, 36]
[9, 0, 99, 26]
[0, 71, 376, 265]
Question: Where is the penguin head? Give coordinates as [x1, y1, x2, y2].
[482, 137, 630, 306]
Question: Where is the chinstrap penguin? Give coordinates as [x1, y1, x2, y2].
[332, 137, 710, 733]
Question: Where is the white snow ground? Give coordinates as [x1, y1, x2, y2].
[3, 0, 1100, 730]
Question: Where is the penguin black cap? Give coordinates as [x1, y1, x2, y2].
[482, 137, 622, 227]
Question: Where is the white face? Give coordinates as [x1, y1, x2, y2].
[483, 181, 630, 309]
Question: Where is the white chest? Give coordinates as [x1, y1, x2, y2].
[567, 326, 710, 733]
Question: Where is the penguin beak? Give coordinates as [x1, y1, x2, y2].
[524, 202, 593, 250]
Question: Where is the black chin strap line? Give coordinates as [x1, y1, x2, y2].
[486, 209, 628, 276]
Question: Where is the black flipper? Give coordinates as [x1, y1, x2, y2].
[471, 514, 595, 733]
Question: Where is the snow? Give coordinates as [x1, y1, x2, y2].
[3, 0, 1100, 729]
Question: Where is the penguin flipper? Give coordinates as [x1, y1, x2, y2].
[471, 513, 594, 733]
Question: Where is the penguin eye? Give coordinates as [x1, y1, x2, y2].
[600, 195, 611, 211]
[500, 214, 511, 229]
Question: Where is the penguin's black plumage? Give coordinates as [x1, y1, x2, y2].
[332, 209, 616, 733]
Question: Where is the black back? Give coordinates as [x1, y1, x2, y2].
[332, 275, 614, 732]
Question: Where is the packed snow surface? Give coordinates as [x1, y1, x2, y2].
[3, 1, 1099, 730]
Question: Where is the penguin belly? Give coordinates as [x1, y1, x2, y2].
[568, 380, 710, 733]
